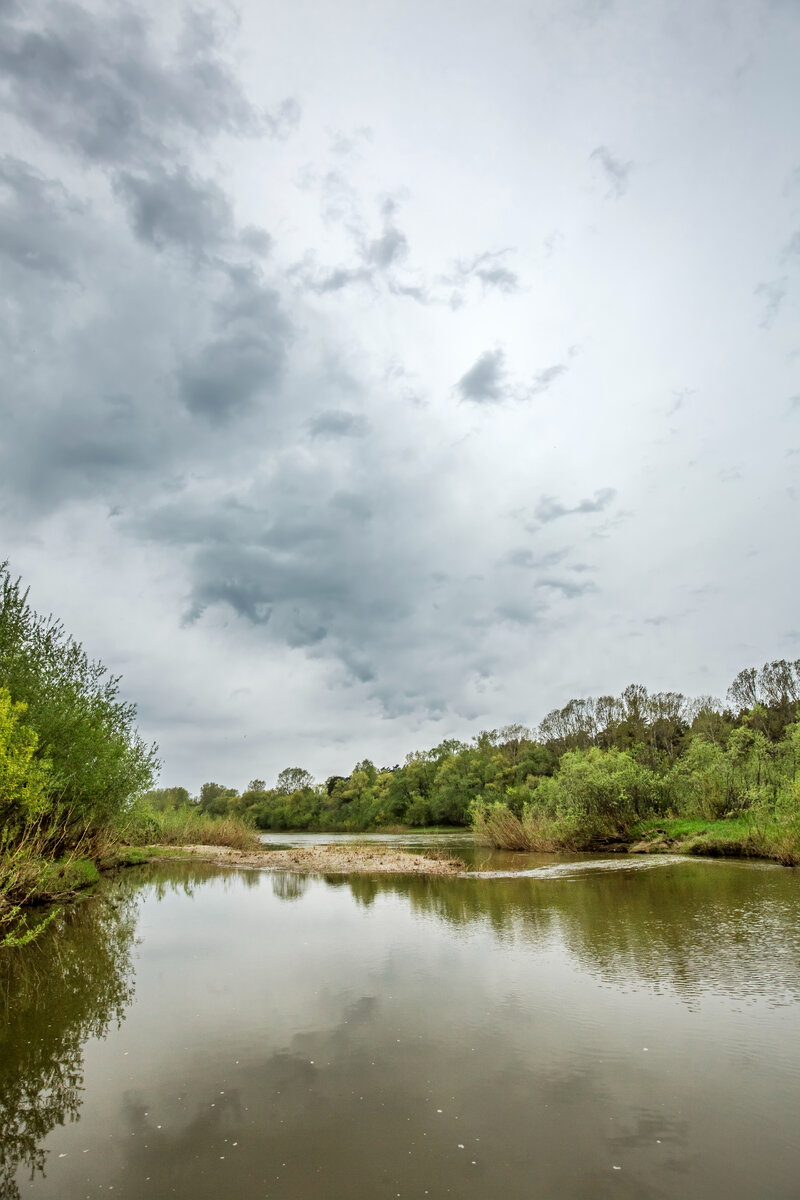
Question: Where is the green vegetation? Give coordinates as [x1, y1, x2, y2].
[469, 672, 800, 865]
[4, 551, 799, 947]
[0, 563, 160, 943]
[159, 661, 800, 866]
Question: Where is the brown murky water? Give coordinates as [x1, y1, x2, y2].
[2, 842, 800, 1199]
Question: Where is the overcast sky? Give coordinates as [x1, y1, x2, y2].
[1, 0, 798, 791]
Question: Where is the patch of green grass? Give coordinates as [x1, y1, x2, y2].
[629, 815, 799, 865]
[631, 816, 753, 841]
[38, 856, 100, 894]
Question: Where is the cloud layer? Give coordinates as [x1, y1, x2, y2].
[2, 0, 799, 788]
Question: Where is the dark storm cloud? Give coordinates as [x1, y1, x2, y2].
[0, 1, 297, 169]
[176, 263, 292, 422]
[0, 3, 248, 165]
[112, 166, 238, 255]
[170, 496, 408, 656]
[0, 155, 85, 280]
[308, 410, 369, 439]
[28, 394, 162, 477]
[178, 335, 281, 422]
[590, 145, 633, 198]
[125, 443, 559, 714]
[534, 488, 617, 524]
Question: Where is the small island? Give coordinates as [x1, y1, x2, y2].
[161, 843, 465, 875]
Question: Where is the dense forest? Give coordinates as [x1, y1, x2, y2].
[147, 659, 800, 860]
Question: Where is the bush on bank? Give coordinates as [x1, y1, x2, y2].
[0, 564, 160, 940]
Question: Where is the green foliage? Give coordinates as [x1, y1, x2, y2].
[87, 649, 800, 858]
[530, 747, 662, 834]
[0, 687, 52, 835]
[0, 563, 158, 850]
[140, 786, 191, 812]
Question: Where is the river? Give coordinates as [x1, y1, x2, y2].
[2, 835, 799, 1198]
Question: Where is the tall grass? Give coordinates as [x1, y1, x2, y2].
[472, 803, 597, 852]
[139, 807, 259, 851]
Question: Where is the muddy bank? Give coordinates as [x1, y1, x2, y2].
[156, 843, 464, 875]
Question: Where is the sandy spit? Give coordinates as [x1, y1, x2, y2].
[156, 843, 464, 876]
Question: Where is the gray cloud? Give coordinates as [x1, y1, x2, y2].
[297, 174, 523, 310]
[445, 249, 520, 303]
[293, 191, 423, 299]
[536, 576, 598, 598]
[366, 201, 408, 267]
[177, 268, 291, 423]
[3, 0, 798, 787]
[494, 601, 544, 626]
[755, 278, 787, 328]
[457, 349, 568, 404]
[457, 348, 507, 403]
[590, 145, 633, 198]
[530, 363, 567, 395]
[113, 166, 241, 256]
[296, 262, 374, 294]
[0, 2, 271, 167]
[505, 548, 568, 569]
[0, 155, 85, 280]
[308, 410, 369, 439]
[784, 230, 800, 259]
[534, 488, 617, 524]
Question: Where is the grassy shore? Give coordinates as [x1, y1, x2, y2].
[627, 816, 800, 865]
[0, 811, 259, 946]
[473, 806, 800, 866]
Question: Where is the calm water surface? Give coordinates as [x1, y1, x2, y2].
[2, 844, 800, 1199]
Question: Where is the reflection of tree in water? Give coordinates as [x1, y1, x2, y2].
[0, 861, 229, 1199]
[272, 872, 309, 901]
[0, 894, 137, 1198]
[340, 863, 800, 1005]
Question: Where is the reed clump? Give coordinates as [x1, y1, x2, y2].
[144, 808, 259, 852]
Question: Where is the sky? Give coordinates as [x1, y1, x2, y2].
[1, 0, 798, 793]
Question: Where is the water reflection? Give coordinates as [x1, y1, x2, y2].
[2, 856, 800, 1200]
[330, 858, 800, 1006]
[0, 892, 136, 1198]
[0, 863, 231, 1197]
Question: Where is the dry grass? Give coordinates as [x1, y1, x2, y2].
[146, 810, 259, 851]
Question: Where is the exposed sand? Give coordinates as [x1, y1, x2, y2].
[157, 843, 464, 876]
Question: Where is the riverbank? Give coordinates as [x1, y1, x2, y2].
[473, 808, 800, 866]
[626, 817, 799, 865]
[156, 843, 465, 875]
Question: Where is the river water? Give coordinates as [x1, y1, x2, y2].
[2, 836, 800, 1199]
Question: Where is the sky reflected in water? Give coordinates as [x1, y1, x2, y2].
[2, 855, 800, 1199]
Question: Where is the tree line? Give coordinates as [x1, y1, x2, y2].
[147, 658, 800, 835]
